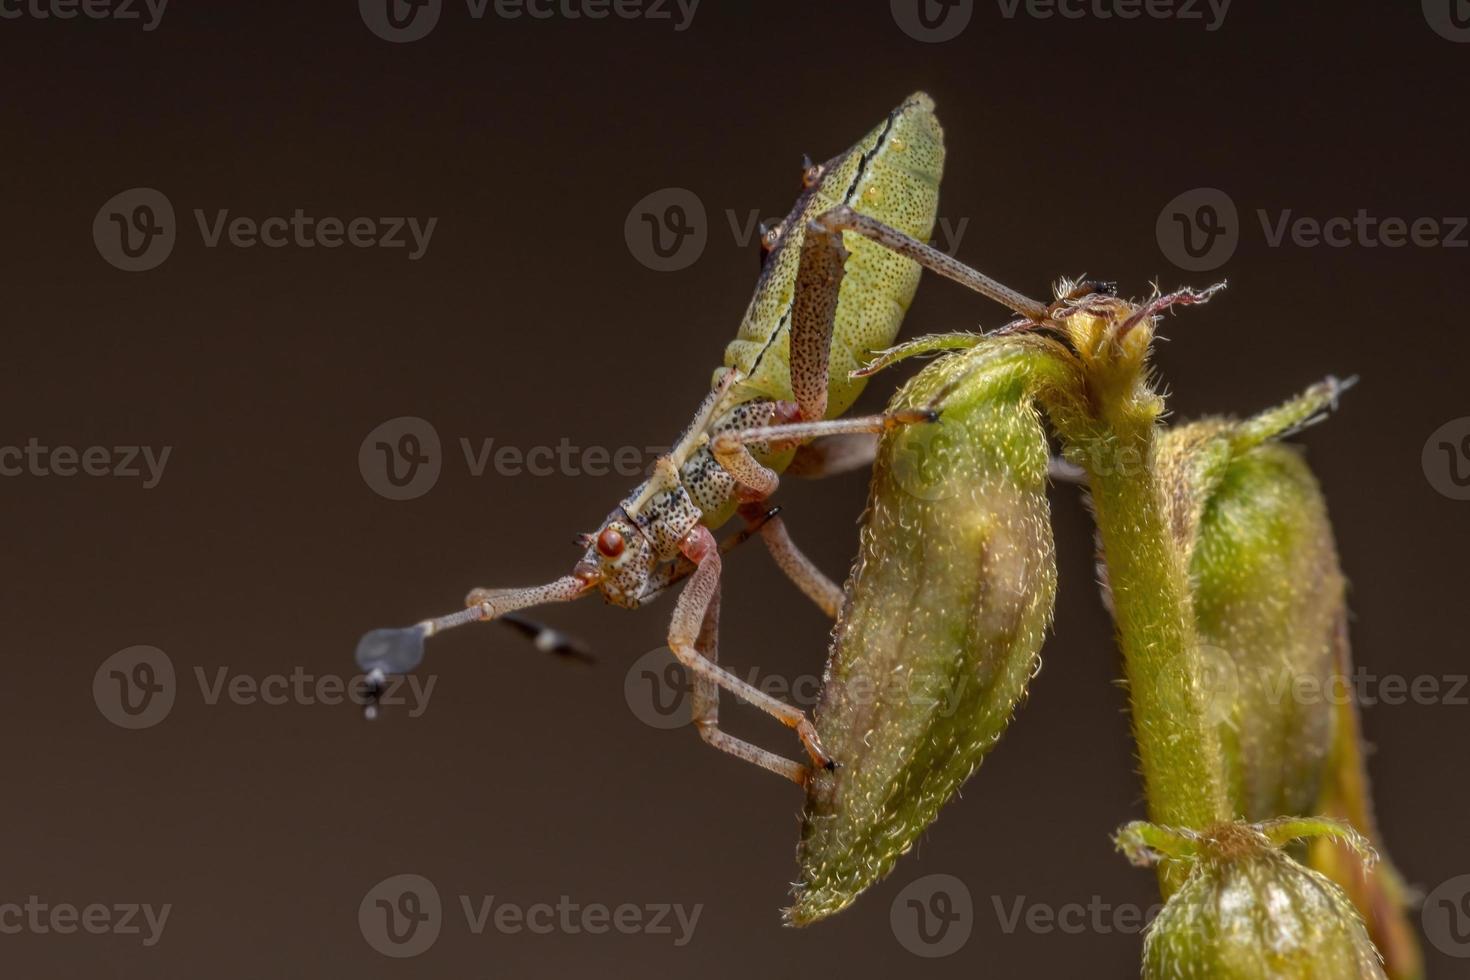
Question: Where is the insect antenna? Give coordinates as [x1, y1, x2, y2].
[355, 574, 597, 719]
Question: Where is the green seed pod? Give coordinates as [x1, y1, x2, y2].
[1119, 820, 1385, 980]
[786, 337, 1064, 926]
[1160, 429, 1339, 819]
[1151, 381, 1421, 978]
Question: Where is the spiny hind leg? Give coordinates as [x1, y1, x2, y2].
[668, 525, 832, 779]
[785, 208, 849, 422]
[785, 203, 1007, 419]
[687, 585, 811, 784]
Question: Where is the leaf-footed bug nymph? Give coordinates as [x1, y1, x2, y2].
[356, 93, 948, 783]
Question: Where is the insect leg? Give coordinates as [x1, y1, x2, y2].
[785, 432, 879, 479]
[708, 409, 933, 523]
[787, 207, 848, 422]
[635, 509, 776, 606]
[668, 525, 833, 778]
[737, 503, 844, 618]
[687, 585, 812, 784]
[808, 205, 1051, 322]
[711, 409, 936, 466]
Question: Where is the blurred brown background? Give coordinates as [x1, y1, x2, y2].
[1, 1, 1467, 975]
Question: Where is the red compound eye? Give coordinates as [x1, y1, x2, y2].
[596, 527, 625, 559]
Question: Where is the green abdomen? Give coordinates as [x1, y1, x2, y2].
[721, 92, 944, 418]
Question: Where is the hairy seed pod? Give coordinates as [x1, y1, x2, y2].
[786, 338, 1060, 925]
[1128, 822, 1385, 980]
[1151, 385, 1421, 978]
[1161, 430, 1340, 819]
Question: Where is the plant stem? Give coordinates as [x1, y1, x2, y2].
[1064, 405, 1231, 893]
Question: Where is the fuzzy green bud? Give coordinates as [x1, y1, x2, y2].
[1120, 819, 1385, 980]
[1151, 380, 1421, 978]
[786, 337, 1063, 925]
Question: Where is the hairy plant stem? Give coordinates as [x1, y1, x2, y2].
[1077, 404, 1230, 893]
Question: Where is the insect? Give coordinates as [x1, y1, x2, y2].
[732, 226, 1236, 921]
[356, 92, 946, 783]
